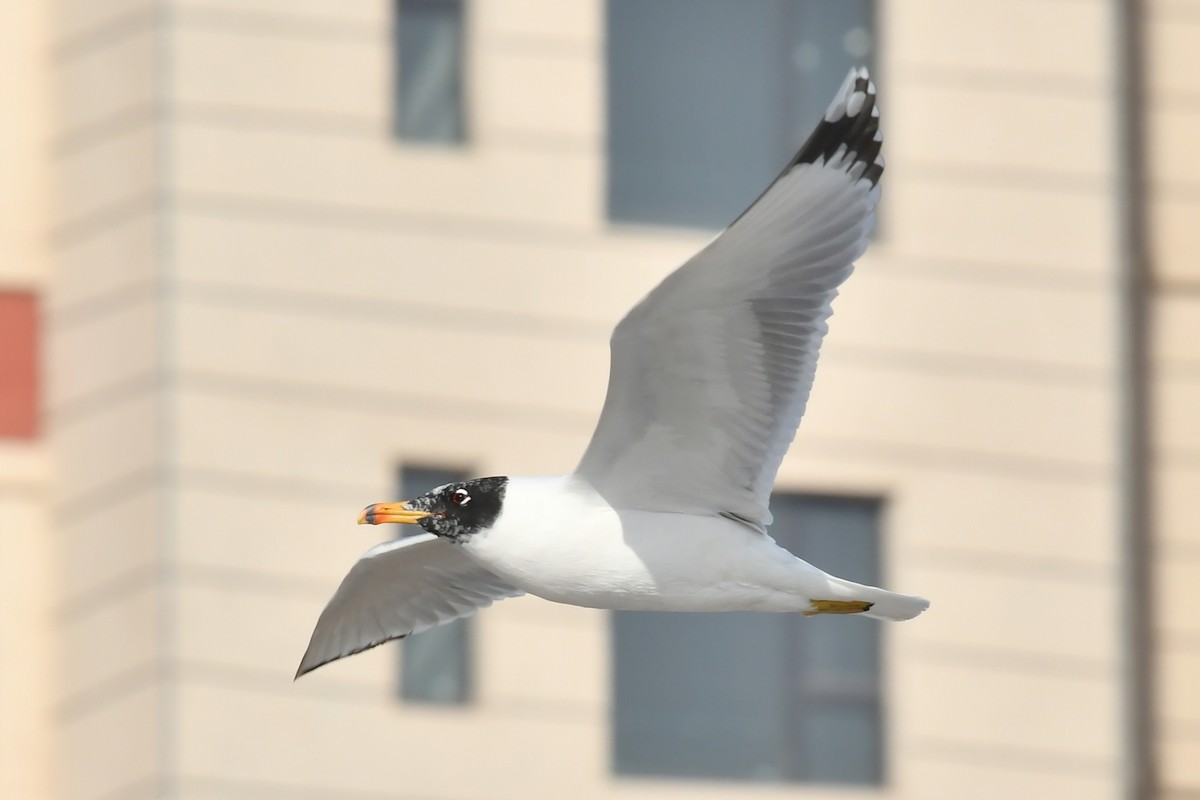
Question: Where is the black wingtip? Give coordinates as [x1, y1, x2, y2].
[294, 654, 319, 680]
[791, 67, 883, 187]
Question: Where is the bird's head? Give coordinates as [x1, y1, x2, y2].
[358, 476, 508, 543]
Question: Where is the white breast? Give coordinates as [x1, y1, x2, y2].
[459, 476, 827, 612]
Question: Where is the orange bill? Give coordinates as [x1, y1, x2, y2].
[358, 502, 433, 525]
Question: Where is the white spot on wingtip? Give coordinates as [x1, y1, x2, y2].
[825, 101, 846, 123]
[845, 91, 866, 117]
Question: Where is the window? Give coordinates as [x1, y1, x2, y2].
[612, 493, 884, 784]
[394, 0, 467, 144]
[397, 464, 473, 704]
[606, 0, 877, 229]
[0, 292, 37, 439]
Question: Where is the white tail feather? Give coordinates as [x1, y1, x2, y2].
[826, 576, 930, 621]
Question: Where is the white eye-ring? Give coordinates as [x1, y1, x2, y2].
[452, 488, 471, 506]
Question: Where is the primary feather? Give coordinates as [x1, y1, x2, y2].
[574, 68, 883, 527]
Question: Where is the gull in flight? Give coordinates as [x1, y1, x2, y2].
[297, 68, 929, 678]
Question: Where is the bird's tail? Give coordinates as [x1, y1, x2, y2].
[821, 576, 930, 622]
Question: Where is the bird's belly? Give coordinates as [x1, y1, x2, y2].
[462, 507, 818, 612]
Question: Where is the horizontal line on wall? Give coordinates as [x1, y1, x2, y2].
[180, 660, 598, 725]
[796, 433, 1109, 485]
[57, 563, 160, 623]
[168, 101, 1106, 195]
[906, 639, 1114, 680]
[175, 5, 385, 43]
[180, 368, 592, 433]
[52, 6, 158, 63]
[89, 775, 163, 800]
[1152, 1, 1200, 23]
[826, 342, 1108, 388]
[183, 660, 387, 705]
[49, 279, 158, 330]
[55, 104, 159, 159]
[174, 190, 1111, 289]
[53, 194, 159, 247]
[175, 104, 385, 139]
[1161, 630, 1200, 654]
[1161, 718, 1200, 741]
[905, 736, 1113, 778]
[179, 464, 372, 506]
[174, 368, 1115, 484]
[174, 102, 600, 156]
[1157, 361, 1200, 382]
[907, 544, 1114, 584]
[1149, 89, 1200, 112]
[181, 274, 1112, 382]
[175, 367, 1113, 484]
[897, 160, 1109, 196]
[179, 773, 477, 800]
[878, 251, 1109, 292]
[896, 64, 1105, 100]
[53, 465, 160, 521]
[178, 562, 331, 598]
[1158, 449, 1200, 469]
[178, 277, 1112, 388]
[56, 659, 162, 723]
[1155, 276, 1200, 295]
[178, 279, 609, 342]
[1150, 182, 1200, 203]
[176, 190, 600, 249]
[0, 477, 47, 501]
[49, 372, 160, 430]
[1157, 538, 1200, 561]
[53, 198, 156, 254]
[177, 2, 601, 66]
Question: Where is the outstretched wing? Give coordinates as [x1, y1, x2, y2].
[574, 68, 883, 528]
[296, 534, 523, 677]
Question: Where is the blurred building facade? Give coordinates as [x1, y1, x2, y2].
[2, 1, 1199, 799]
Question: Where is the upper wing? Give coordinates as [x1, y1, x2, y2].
[296, 533, 523, 677]
[574, 68, 883, 528]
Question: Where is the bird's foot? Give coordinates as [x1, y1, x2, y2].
[803, 599, 874, 616]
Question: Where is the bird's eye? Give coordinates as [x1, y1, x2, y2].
[451, 488, 471, 506]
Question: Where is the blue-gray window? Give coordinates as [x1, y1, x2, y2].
[394, 0, 467, 143]
[398, 464, 472, 704]
[606, 0, 877, 228]
[612, 493, 884, 784]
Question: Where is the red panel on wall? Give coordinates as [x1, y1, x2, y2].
[0, 292, 38, 439]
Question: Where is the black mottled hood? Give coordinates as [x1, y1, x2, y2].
[409, 476, 508, 542]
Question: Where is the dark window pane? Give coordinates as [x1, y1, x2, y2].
[612, 491, 884, 784]
[613, 611, 791, 780]
[606, 0, 876, 229]
[397, 464, 471, 704]
[607, 0, 787, 229]
[794, 698, 883, 784]
[788, 0, 877, 139]
[776, 494, 884, 784]
[395, 0, 466, 143]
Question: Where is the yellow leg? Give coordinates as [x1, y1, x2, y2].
[803, 599, 874, 616]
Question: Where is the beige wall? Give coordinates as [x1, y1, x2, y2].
[1148, 1, 1200, 796]
[47, 1, 169, 798]
[35, 0, 1169, 798]
[0, 0, 54, 799]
